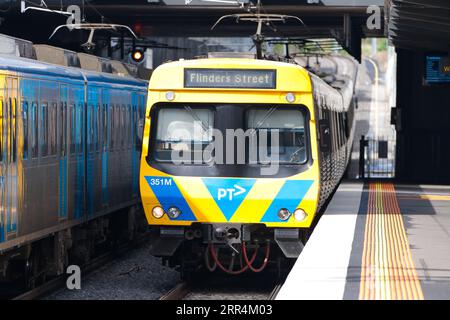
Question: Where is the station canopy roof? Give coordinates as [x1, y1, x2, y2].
[386, 0, 450, 52]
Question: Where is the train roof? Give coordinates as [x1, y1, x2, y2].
[149, 58, 312, 92]
[157, 57, 307, 70]
[0, 54, 147, 88]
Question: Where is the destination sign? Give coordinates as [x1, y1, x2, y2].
[184, 68, 276, 89]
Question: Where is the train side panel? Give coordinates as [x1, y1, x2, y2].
[0, 59, 147, 252]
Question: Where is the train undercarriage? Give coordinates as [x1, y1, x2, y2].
[151, 224, 311, 280]
[0, 206, 148, 292]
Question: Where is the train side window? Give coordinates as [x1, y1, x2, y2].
[30, 102, 38, 158]
[117, 104, 120, 148]
[333, 111, 339, 151]
[103, 103, 108, 151]
[96, 104, 100, 151]
[69, 103, 75, 154]
[110, 104, 114, 150]
[41, 102, 48, 157]
[77, 103, 83, 154]
[121, 105, 125, 148]
[332, 111, 338, 148]
[22, 101, 29, 160]
[126, 104, 130, 148]
[49, 103, 57, 156]
[343, 112, 350, 139]
[60, 102, 67, 156]
[88, 104, 94, 152]
[11, 98, 17, 163]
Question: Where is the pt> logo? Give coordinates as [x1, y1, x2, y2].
[217, 185, 246, 201]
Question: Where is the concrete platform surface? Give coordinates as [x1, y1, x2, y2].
[277, 181, 450, 300]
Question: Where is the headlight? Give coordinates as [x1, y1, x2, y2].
[277, 208, 291, 221]
[152, 206, 165, 219]
[294, 208, 307, 222]
[167, 206, 181, 219]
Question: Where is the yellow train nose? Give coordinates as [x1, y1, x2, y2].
[143, 175, 315, 225]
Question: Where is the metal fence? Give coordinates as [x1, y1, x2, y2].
[359, 135, 396, 179]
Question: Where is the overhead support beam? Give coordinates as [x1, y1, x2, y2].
[339, 14, 362, 62]
[386, 0, 450, 52]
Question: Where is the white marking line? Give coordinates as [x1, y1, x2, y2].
[276, 186, 362, 300]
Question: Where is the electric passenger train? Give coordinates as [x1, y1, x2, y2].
[140, 55, 358, 277]
[0, 35, 147, 287]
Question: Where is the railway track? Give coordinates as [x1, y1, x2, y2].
[12, 235, 150, 300]
[160, 278, 285, 301]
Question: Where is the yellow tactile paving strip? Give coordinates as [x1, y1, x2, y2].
[359, 182, 424, 300]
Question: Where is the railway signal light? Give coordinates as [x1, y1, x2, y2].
[131, 48, 145, 63]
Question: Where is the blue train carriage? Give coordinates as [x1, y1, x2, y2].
[0, 34, 148, 287]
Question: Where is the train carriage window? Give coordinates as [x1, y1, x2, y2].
[49, 103, 57, 156]
[127, 104, 131, 148]
[22, 101, 28, 160]
[96, 104, 100, 151]
[103, 103, 108, 151]
[121, 105, 125, 148]
[153, 106, 214, 163]
[77, 103, 83, 154]
[30, 102, 38, 158]
[69, 103, 75, 154]
[88, 104, 94, 152]
[114, 104, 118, 150]
[41, 102, 48, 157]
[60, 102, 67, 156]
[247, 108, 307, 164]
[110, 104, 115, 150]
[11, 98, 17, 163]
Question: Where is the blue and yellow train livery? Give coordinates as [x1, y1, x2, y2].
[140, 56, 357, 277]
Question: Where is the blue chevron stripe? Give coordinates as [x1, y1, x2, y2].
[260, 180, 314, 223]
[145, 176, 197, 221]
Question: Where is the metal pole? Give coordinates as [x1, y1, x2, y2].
[359, 135, 366, 179]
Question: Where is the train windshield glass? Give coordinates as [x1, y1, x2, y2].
[247, 108, 307, 164]
[154, 107, 214, 162]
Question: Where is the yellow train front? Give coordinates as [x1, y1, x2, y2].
[139, 57, 355, 277]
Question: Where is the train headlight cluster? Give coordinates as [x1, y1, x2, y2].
[294, 208, 308, 222]
[152, 206, 165, 219]
[152, 206, 182, 219]
[167, 206, 181, 219]
[278, 208, 291, 221]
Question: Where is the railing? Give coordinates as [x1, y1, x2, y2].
[359, 135, 396, 179]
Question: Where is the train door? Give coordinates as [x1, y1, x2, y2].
[87, 86, 100, 216]
[5, 77, 19, 238]
[71, 86, 85, 220]
[58, 84, 68, 219]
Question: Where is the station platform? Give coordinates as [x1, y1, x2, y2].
[277, 181, 450, 300]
